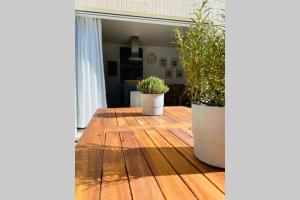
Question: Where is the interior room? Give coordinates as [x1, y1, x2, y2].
[101, 19, 189, 108]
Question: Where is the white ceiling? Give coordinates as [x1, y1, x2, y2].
[101, 19, 186, 47]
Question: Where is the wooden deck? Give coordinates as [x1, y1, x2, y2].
[76, 106, 225, 200]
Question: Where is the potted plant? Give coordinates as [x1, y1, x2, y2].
[174, 0, 225, 168]
[137, 76, 169, 115]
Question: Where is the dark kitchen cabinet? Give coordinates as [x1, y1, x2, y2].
[120, 47, 143, 84]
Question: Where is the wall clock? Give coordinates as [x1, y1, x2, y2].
[147, 53, 157, 64]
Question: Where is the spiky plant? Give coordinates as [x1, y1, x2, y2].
[174, 0, 225, 106]
[137, 76, 169, 94]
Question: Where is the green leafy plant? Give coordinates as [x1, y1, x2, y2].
[174, 0, 225, 106]
[137, 76, 169, 94]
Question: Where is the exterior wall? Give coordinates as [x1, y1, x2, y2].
[76, 0, 225, 21]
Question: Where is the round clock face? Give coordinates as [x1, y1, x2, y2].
[147, 53, 157, 64]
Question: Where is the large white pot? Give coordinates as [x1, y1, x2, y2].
[140, 93, 164, 115]
[192, 103, 225, 168]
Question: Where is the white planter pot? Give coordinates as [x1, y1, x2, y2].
[130, 91, 141, 107]
[192, 103, 225, 168]
[140, 93, 164, 115]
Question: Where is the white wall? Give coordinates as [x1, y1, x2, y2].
[142, 46, 186, 84]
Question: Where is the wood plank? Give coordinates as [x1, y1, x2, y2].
[180, 127, 193, 137]
[129, 107, 149, 125]
[133, 107, 178, 127]
[115, 108, 129, 126]
[75, 145, 104, 200]
[145, 129, 224, 200]
[156, 128, 225, 193]
[167, 107, 192, 120]
[168, 128, 194, 147]
[163, 108, 188, 123]
[105, 123, 191, 132]
[120, 131, 165, 200]
[159, 111, 177, 123]
[131, 107, 171, 124]
[133, 115, 148, 125]
[152, 107, 225, 192]
[101, 132, 132, 200]
[133, 129, 197, 200]
[76, 106, 225, 199]
[114, 107, 225, 192]
[172, 107, 192, 120]
[106, 108, 118, 126]
[135, 110, 191, 135]
[172, 106, 192, 114]
[164, 107, 191, 122]
[142, 115, 160, 125]
[121, 107, 139, 126]
[76, 109, 108, 200]
[78, 109, 107, 145]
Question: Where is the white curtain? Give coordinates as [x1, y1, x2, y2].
[75, 16, 107, 128]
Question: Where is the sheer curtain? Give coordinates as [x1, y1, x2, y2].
[75, 16, 107, 128]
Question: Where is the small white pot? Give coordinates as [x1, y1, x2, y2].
[140, 93, 164, 115]
[130, 91, 141, 107]
[192, 103, 225, 168]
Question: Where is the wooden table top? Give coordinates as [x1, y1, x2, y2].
[76, 106, 225, 200]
